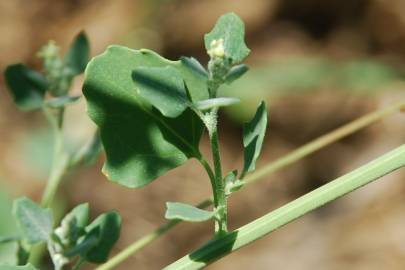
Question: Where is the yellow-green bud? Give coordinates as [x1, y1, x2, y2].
[208, 39, 225, 59]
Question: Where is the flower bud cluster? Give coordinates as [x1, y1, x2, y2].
[207, 39, 231, 97]
[37, 41, 72, 96]
[48, 214, 80, 270]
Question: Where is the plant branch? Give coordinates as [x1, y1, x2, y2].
[164, 144, 405, 270]
[41, 107, 68, 207]
[97, 100, 405, 270]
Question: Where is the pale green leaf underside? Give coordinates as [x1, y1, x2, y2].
[195, 97, 240, 111]
[12, 197, 53, 245]
[204, 12, 250, 64]
[226, 64, 249, 84]
[83, 46, 207, 188]
[165, 202, 215, 222]
[45, 95, 81, 108]
[132, 66, 190, 118]
[68, 203, 89, 228]
[243, 102, 267, 174]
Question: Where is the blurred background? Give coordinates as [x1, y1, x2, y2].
[1, 0, 405, 269]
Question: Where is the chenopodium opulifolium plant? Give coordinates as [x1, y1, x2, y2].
[8, 198, 120, 270]
[83, 12, 267, 235]
[1, 32, 121, 269]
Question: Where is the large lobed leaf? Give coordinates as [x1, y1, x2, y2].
[204, 12, 250, 64]
[83, 46, 208, 188]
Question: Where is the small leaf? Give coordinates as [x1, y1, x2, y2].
[165, 202, 215, 222]
[84, 211, 121, 263]
[45, 95, 81, 108]
[12, 197, 53, 245]
[0, 264, 38, 270]
[180, 57, 208, 77]
[0, 235, 21, 244]
[69, 203, 89, 228]
[63, 228, 99, 258]
[224, 170, 237, 196]
[225, 64, 248, 84]
[229, 180, 245, 194]
[224, 170, 245, 195]
[4, 64, 48, 111]
[242, 102, 267, 175]
[195, 97, 240, 111]
[204, 12, 250, 64]
[132, 66, 190, 118]
[64, 31, 90, 76]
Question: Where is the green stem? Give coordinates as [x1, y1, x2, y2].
[209, 129, 227, 234]
[164, 144, 405, 270]
[97, 100, 405, 270]
[41, 107, 68, 208]
[198, 158, 218, 209]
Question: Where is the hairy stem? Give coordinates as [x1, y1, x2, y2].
[164, 144, 405, 270]
[97, 100, 405, 270]
[209, 129, 227, 234]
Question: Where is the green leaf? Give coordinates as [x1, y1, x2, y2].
[45, 95, 80, 108]
[0, 264, 38, 270]
[4, 64, 48, 111]
[132, 66, 190, 118]
[64, 31, 90, 76]
[204, 12, 250, 64]
[195, 97, 240, 111]
[165, 202, 215, 222]
[180, 57, 208, 77]
[83, 46, 207, 187]
[242, 102, 267, 175]
[12, 197, 53, 245]
[69, 203, 89, 228]
[63, 228, 99, 258]
[225, 64, 248, 84]
[84, 211, 121, 263]
[224, 170, 244, 195]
